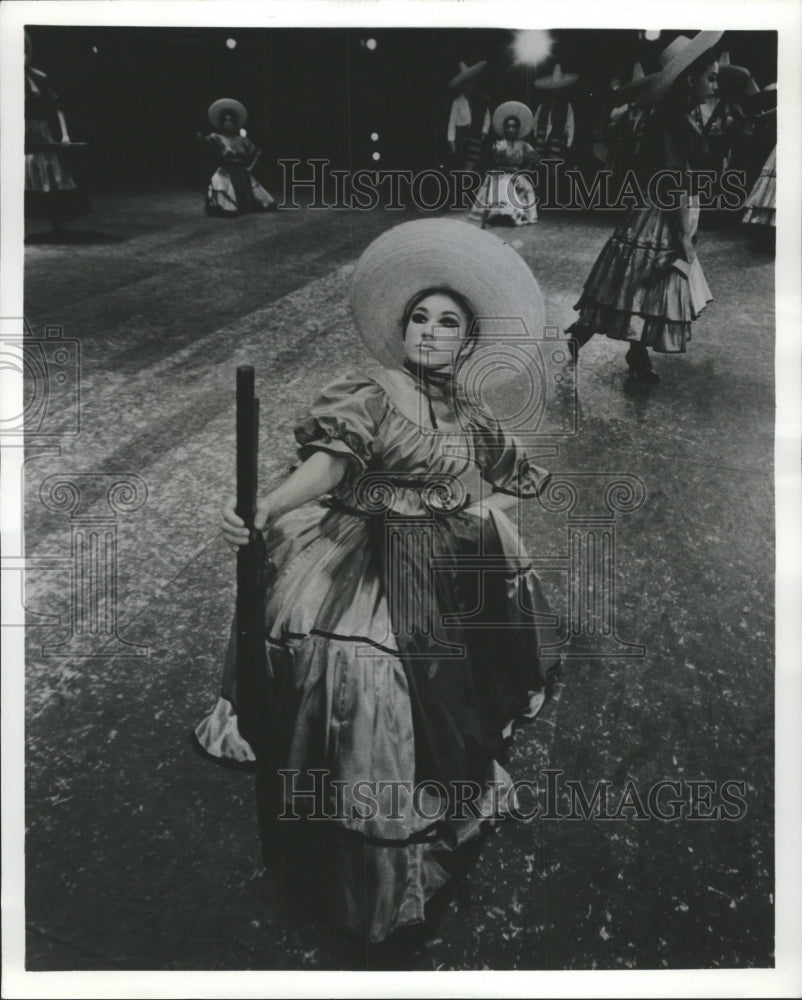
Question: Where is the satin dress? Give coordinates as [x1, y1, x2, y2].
[196, 366, 561, 942]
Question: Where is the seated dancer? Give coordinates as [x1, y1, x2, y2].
[195, 218, 562, 946]
[469, 100, 539, 227]
[197, 98, 276, 216]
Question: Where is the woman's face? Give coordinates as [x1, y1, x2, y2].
[688, 61, 719, 103]
[221, 112, 238, 135]
[403, 292, 470, 368]
[503, 117, 520, 141]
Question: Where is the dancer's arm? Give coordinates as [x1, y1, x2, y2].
[221, 450, 350, 550]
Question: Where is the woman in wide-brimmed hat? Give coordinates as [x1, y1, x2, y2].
[469, 100, 540, 227]
[567, 31, 722, 381]
[447, 60, 491, 171]
[196, 219, 561, 946]
[197, 98, 276, 215]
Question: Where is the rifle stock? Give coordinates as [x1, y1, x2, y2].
[235, 366, 270, 758]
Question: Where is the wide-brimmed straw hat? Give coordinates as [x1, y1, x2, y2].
[534, 65, 579, 90]
[492, 100, 535, 138]
[715, 52, 759, 97]
[449, 60, 487, 90]
[208, 98, 248, 129]
[612, 62, 648, 105]
[635, 31, 723, 107]
[349, 219, 545, 373]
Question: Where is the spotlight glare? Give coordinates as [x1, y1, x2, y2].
[226, 37, 237, 50]
[511, 30, 552, 68]
[366, 38, 377, 51]
[644, 29, 661, 41]
[91, 45, 99, 54]
[371, 151, 381, 161]
[370, 132, 379, 141]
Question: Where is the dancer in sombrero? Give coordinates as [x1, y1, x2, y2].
[195, 219, 561, 947]
[446, 60, 491, 173]
[469, 100, 539, 227]
[197, 98, 275, 216]
[567, 32, 721, 381]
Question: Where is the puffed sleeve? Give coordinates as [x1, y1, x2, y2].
[472, 412, 550, 498]
[294, 373, 388, 473]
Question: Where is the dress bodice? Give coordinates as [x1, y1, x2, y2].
[294, 368, 549, 517]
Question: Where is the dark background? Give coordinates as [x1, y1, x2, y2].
[25, 26, 778, 194]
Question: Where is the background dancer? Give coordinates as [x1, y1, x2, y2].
[446, 60, 491, 173]
[24, 30, 90, 238]
[469, 100, 539, 227]
[198, 98, 276, 216]
[566, 32, 721, 382]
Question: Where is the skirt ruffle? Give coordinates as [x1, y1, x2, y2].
[742, 147, 776, 227]
[195, 501, 559, 941]
[573, 203, 712, 353]
[469, 171, 538, 226]
[24, 119, 89, 221]
[206, 166, 275, 215]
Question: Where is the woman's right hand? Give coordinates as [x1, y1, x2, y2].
[221, 495, 269, 551]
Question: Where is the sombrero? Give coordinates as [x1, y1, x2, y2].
[349, 219, 545, 373]
[534, 65, 578, 90]
[716, 52, 759, 97]
[612, 62, 648, 105]
[208, 98, 248, 129]
[492, 100, 535, 138]
[717, 51, 751, 80]
[635, 31, 723, 107]
[449, 60, 487, 90]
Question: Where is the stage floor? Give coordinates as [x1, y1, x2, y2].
[22, 191, 775, 970]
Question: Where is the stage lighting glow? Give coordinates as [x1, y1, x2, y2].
[644, 30, 661, 41]
[226, 37, 237, 50]
[511, 30, 552, 68]
[370, 132, 379, 141]
[366, 38, 377, 51]
[92, 45, 99, 54]
[372, 151, 381, 161]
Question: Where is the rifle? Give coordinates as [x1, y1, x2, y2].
[235, 366, 271, 759]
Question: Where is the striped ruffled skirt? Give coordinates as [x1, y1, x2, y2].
[573, 202, 712, 354]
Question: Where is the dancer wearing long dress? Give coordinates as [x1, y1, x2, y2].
[195, 219, 561, 946]
[198, 98, 276, 216]
[567, 32, 721, 382]
[24, 31, 89, 237]
[469, 101, 539, 227]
